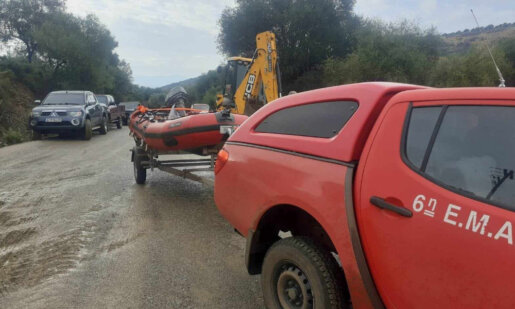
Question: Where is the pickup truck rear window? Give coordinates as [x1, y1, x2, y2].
[405, 105, 515, 210]
[255, 101, 358, 138]
[96, 96, 108, 104]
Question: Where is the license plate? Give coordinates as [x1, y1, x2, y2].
[45, 118, 62, 123]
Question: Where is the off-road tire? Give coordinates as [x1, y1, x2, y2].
[116, 117, 122, 129]
[82, 119, 92, 140]
[262, 237, 349, 309]
[133, 147, 147, 185]
[99, 117, 108, 135]
[32, 130, 42, 140]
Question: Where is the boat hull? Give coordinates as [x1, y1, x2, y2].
[130, 112, 248, 154]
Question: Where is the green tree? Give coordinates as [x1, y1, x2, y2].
[0, 0, 65, 63]
[148, 93, 165, 108]
[429, 47, 514, 87]
[32, 12, 132, 96]
[218, 0, 357, 91]
[323, 20, 442, 85]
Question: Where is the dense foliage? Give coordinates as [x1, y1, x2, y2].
[321, 20, 515, 87]
[0, 0, 134, 100]
[0, 71, 32, 145]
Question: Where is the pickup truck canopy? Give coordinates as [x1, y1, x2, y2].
[230, 82, 426, 162]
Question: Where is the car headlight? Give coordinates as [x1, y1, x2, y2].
[69, 111, 83, 117]
[32, 111, 41, 117]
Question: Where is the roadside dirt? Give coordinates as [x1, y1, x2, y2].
[0, 129, 262, 308]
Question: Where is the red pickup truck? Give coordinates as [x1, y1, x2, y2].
[214, 82, 515, 309]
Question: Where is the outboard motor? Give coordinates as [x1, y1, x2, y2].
[165, 87, 189, 117]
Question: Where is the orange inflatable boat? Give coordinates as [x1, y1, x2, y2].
[129, 105, 247, 155]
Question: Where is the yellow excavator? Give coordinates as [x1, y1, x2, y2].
[216, 31, 282, 115]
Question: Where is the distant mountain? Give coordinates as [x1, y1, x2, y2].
[157, 76, 201, 93]
[442, 22, 515, 54]
[443, 22, 515, 38]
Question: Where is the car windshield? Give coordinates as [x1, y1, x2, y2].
[96, 95, 108, 104]
[43, 93, 84, 105]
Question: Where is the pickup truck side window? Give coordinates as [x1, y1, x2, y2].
[425, 106, 515, 209]
[405, 107, 442, 168]
[255, 101, 358, 138]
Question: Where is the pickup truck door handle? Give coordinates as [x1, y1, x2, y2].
[370, 196, 413, 218]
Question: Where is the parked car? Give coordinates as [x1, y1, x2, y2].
[119, 101, 140, 125]
[96, 94, 124, 129]
[215, 82, 515, 309]
[30, 90, 109, 140]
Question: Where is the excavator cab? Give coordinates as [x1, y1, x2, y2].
[217, 57, 251, 111]
[224, 57, 252, 99]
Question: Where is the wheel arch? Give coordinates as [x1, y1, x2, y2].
[247, 204, 340, 275]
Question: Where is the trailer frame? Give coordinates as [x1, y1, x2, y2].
[131, 145, 216, 186]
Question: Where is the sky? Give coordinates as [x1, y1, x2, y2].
[66, 0, 515, 88]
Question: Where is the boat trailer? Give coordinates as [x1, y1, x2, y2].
[131, 146, 216, 186]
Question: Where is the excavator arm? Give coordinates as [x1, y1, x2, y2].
[217, 31, 281, 115]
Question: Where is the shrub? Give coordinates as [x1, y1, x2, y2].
[2, 128, 26, 145]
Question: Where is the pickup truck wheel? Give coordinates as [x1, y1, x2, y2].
[133, 149, 147, 185]
[262, 237, 348, 309]
[99, 117, 108, 135]
[116, 117, 122, 129]
[82, 119, 92, 140]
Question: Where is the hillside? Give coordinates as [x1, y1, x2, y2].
[158, 76, 201, 93]
[442, 23, 515, 54]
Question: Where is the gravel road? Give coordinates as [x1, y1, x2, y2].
[0, 128, 262, 308]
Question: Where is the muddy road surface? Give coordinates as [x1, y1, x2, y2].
[0, 129, 262, 308]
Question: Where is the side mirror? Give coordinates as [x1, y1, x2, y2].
[34, 100, 41, 105]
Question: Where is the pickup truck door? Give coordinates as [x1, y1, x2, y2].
[356, 101, 515, 308]
[87, 94, 102, 126]
[85, 94, 97, 125]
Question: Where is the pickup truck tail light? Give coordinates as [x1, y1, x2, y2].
[215, 149, 229, 175]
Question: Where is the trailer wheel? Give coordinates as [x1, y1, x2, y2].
[262, 237, 348, 309]
[116, 117, 122, 129]
[133, 148, 147, 185]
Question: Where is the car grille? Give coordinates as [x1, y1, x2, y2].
[40, 111, 68, 116]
